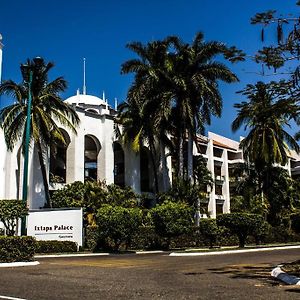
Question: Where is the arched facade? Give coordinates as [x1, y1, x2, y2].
[84, 135, 101, 181]
[50, 129, 71, 184]
[113, 142, 125, 187]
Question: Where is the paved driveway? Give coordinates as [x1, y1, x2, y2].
[0, 248, 300, 299]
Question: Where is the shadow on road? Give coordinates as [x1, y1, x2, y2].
[208, 263, 280, 286]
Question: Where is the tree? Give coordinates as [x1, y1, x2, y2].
[232, 81, 300, 222]
[119, 40, 172, 193]
[97, 205, 143, 251]
[151, 201, 193, 249]
[233, 81, 299, 169]
[165, 33, 239, 179]
[120, 33, 239, 190]
[217, 213, 264, 248]
[0, 200, 28, 236]
[0, 57, 79, 207]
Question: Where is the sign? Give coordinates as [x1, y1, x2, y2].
[27, 208, 83, 246]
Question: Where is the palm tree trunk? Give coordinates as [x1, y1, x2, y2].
[149, 138, 159, 194]
[187, 131, 193, 182]
[160, 142, 170, 192]
[36, 142, 51, 208]
[178, 130, 184, 179]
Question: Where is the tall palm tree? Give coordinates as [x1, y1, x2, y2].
[165, 32, 238, 179]
[119, 40, 173, 193]
[232, 81, 300, 207]
[0, 57, 80, 207]
[232, 81, 299, 168]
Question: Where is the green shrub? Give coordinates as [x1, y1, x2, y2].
[252, 221, 271, 245]
[97, 205, 143, 251]
[291, 212, 300, 234]
[0, 200, 28, 236]
[85, 225, 101, 252]
[35, 240, 77, 253]
[199, 219, 221, 248]
[130, 226, 163, 250]
[151, 201, 193, 249]
[0, 236, 36, 262]
[217, 213, 264, 248]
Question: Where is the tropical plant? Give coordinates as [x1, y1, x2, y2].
[119, 33, 239, 194]
[232, 81, 300, 219]
[232, 81, 299, 169]
[151, 201, 193, 249]
[199, 218, 221, 248]
[97, 205, 143, 251]
[0, 200, 28, 236]
[51, 181, 140, 226]
[0, 57, 80, 207]
[165, 33, 239, 179]
[118, 40, 172, 193]
[217, 213, 264, 248]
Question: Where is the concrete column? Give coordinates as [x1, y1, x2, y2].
[99, 118, 114, 184]
[207, 138, 216, 218]
[66, 124, 85, 183]
[222, 150, 230, 214]
[124, 145, 141, 193]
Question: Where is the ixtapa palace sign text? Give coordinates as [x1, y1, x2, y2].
[27, 208, 83, 247]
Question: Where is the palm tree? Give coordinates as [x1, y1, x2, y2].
[165, 32, 238, 179]
[232, 81, 299, 169]
[232, 81, 300, 213]
[119, 40, 173, 193]
[0, 57, 79, 207]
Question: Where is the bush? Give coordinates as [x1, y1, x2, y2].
[35, 240, 78, 253]
[0, 200, 28, 236]
[291, 212, 300, 234]
[151, 201, 193, 249]
[0, 236, 36, 262]
[252, 221, 271, 245]
[217, 213, 264, 248]
[199, 219, 221, 248]
[97, 205, 143, 251]
[85, 225, 101, 252]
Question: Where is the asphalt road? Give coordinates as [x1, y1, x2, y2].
[0, 248, 300, 300]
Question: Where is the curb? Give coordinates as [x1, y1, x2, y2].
[271, 266, 300, 285]
[35, 253, 110, 258]
[0, 261, 40, 268]
[169, 245, 300, 256]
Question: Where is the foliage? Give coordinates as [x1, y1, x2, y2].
[291, 212, 300, 234]
[51, 181, 140, 226]
[198, 219, 221, 248]
[151, 201, 193, 249]
[0, 57, 79, 207]
[0, 236, 36, 263]
[35, 240, 77, 253]
[217, 213, 264, 248]
[119, 32, 239, 185]
[0, 200, 28, 236]
[251, 8, 300, 76]
[232, 81, 299, 168]
[97, 205, 143, 251]
[159, 176, 210, 214]
[85, 225, 101, 252]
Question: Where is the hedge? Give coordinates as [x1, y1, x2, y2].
[35, 240, 78, 253]
[0, 236, 36, 263]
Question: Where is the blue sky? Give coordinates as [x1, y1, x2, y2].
[0, 0, 298, 140]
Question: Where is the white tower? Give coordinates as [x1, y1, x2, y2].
[0, 34, 3, 82]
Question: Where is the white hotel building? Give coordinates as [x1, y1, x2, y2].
[1, 35, 300, 218]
